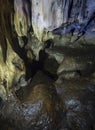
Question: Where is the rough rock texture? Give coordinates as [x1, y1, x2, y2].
[32, 0, 63, 41]
[55, 78, 95, 130]
[0, 72, 64, 130]
[14, 0, 95, 43]
[0, 39, 26, 100]
[14, 0, 31, 37]
[0, 0, 95, 130]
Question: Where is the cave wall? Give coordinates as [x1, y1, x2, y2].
[14, 0, 95, 42]
[0, 0, 95, 130]
[0, 0, 95, 99]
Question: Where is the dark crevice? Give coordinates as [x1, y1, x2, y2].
[44, 39, 54, 48]
[0, 97, 3, 109]
[28, 49, 58, 81]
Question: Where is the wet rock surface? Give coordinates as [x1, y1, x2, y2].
[0, 0, 95, 130]
[0, 72, 64, 130]
[55, 78, 95, 130]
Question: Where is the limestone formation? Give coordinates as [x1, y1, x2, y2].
[0, 0, 95, 130]
[14, 0, 31, 37]
[55, 78, 95, 130]
[0, 38, 26, 99]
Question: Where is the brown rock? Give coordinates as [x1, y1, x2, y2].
[0, 80, 64, 130]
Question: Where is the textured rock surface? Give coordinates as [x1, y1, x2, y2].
[0, 72, 64, 130]
[14, 0, 95, 43]
[14, 0, 31, 37]
[55, 78, 95, 130]
[32, 0, 63, 41]
[0, 0, 95, 130]
[0, 39, 25, 100]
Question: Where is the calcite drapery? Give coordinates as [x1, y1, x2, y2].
[14, 0, 64, 41]
[14, 0, 95, 43]
[0, 0, 26, 100]
[14, 0, 31, 37]
[0, 39, 25, 100]
[32, 0, 64, 41]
